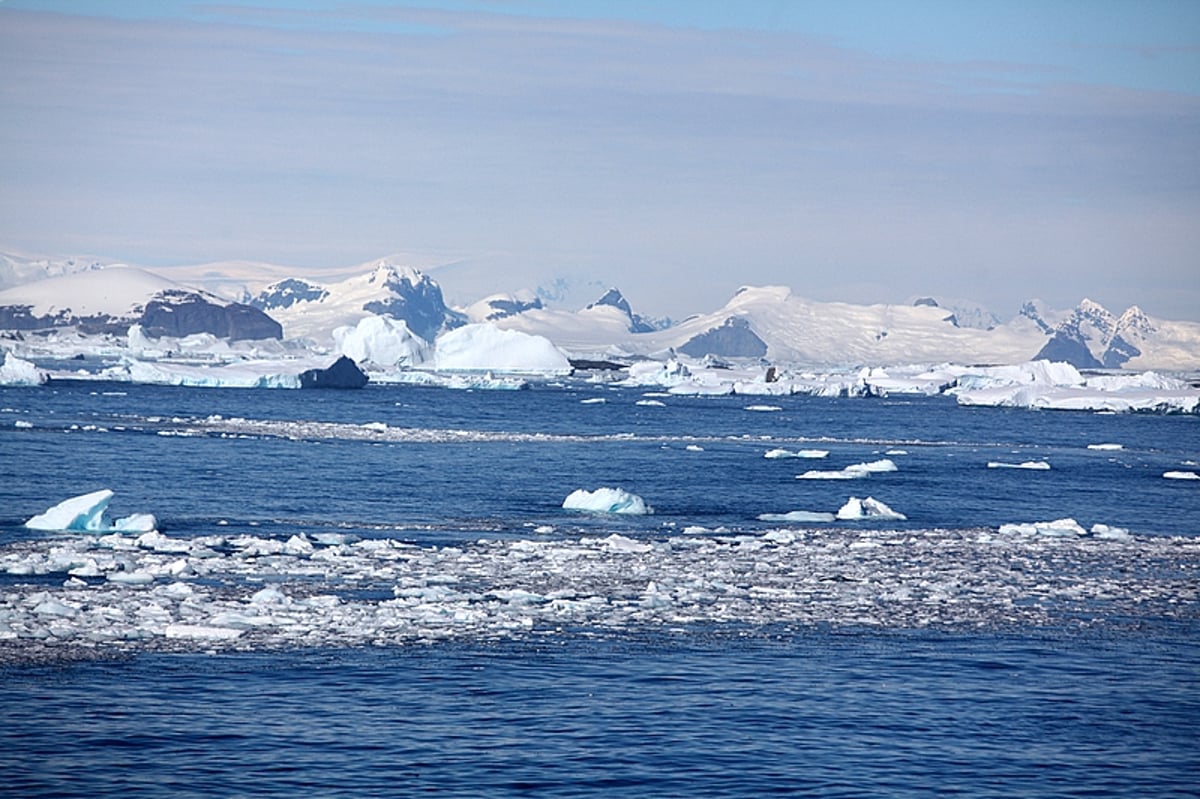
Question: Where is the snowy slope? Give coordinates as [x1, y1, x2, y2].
[0, 266, 282, 341]
[0, 251, 120, 291]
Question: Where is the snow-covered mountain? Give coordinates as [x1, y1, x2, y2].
[0, 251, 119, 291]
[0, 266, 281, 341]
[2, 249, 1198, 373]
[1031, 298, 1183, 369]
[250, 261, 465, 343]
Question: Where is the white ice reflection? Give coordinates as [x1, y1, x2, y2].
[2, 525, 1197, 660]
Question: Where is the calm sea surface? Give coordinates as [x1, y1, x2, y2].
[1, 381, 1198, 797]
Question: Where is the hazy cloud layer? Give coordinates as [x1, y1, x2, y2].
[2, 6, 1197, 319]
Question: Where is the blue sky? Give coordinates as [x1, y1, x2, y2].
[2, 1, 1198, 319]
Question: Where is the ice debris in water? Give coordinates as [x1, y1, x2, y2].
[835, 496, 906, 521]
[3, 522, 1191, 658]
[1163, 471, 1200, 480]
[798, 459, 898, 480]
[24, 489, 157, 533]
[562, 487, 653, 515]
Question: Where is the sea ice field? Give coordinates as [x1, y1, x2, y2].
[1, 380, 1197, 797]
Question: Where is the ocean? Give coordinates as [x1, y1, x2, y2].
[1, 381, 1198, 797]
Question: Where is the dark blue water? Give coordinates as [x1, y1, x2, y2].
[1, 382, 1198, 797]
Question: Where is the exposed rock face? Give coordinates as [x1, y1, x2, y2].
[678, 316, 768, 359]
[141, 290, 282, 341]
[360, 266, 464, 342]
[0, 289, 281, 340]
[479, 295, 544, 321]
[298, 355, 369, 389]
[249, 278, 329, 310]
[1032, 299, 1155, 369]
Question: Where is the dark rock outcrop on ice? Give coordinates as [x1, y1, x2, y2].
[678, 316, 768, 359]
[141, 290, 282, 341]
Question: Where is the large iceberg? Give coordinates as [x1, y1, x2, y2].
[333, 315, 430, 369]
[433, 323, 571, 375]
[562, 487, 653, 515]
[25, 489, 157, 533]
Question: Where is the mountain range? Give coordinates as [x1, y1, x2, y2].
[1, 251, 1197, 371]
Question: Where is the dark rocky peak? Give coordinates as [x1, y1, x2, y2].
[251, 278, 329, 311]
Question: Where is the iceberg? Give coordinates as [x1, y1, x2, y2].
[333, 315, 430, 368]
[952, 360, 1200, 413]
[0, 352, 47, 386]
[1163, 471, 1200, 481]
[24, 489, 159, 533]
[835, 496, 906, 521]
[433, 323, 571, 375]
[562, 487, 653, 515]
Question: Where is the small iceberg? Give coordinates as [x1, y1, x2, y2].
[987, 460, 1051, 470]
[835, 496, 906, 521]
[562, 487, 653, 515]
[1087, 443, 1123, 451]
[1163, 471, 1200, 480]
[24, 489, 158, 533]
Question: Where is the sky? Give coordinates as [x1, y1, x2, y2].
[2, 1, 1198, 320]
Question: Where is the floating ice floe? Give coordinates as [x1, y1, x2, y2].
[24, 489, 158, 533]
[765, 448, 829, 459]
[1163, 471, 1200, 481]
[1087, 443, 1124, 451]
[798, 459, 898, 480]
[757, 510, 837, 523]
[744, 404, 782, 412]
[998, 518, 1089, 536]
[835, 496, 906, 521]
[987, 461, 1051, 470]
[562, 487, 653, 515]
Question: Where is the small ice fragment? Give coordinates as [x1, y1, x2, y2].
[1087, 443, 1123, 451]
[685, 444, 704, 452]
[636, 399, 666, 407]
[164, 623, 244, 640]
[1163, 471, 1200, 480]
[745, 405, 782, 412]
[580, 397, 607, 405]
[114, 513, 158, 533]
